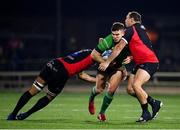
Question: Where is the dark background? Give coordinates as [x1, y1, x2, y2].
[0, 0, 179, 71]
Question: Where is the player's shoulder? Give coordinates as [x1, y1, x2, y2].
[125, 26, 133, 32]
[135, 23, 146, 30]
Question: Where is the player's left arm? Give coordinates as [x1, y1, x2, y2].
[107, 40, 127, 63]
[99, 38, 104, 43]
[77, 71, 96, 83]
[91, 34, 113, 63]
[99, 40, 127, 71]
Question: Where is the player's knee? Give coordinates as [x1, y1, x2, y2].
[107, 87, 116, 94]
[96, 87, 104, 93]
[132, 82, 141, 91]
[31, 80, 45, 95]
[46, 94, 55, 101]
[126, 87, 134, 95]
[29, 86, 40, 96]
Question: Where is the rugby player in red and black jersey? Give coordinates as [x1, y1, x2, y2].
[99, 11, 163, 122]
[7, 49, 104, 120]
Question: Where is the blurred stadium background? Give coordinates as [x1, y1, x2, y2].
[0, 0, 180, 93]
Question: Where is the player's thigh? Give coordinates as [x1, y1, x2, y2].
[134, 68, 150, 87]
[29, 76, 46, 95]
[108, 71, 122, 91]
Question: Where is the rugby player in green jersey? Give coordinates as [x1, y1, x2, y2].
[89, 22, 132, 121]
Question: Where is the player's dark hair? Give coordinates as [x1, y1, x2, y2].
[111, 22, 124, 32]
[129, 11, 142, 23]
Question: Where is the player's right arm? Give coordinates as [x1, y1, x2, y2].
[98, 40, 127, 71]
[91, 34, 113, 63]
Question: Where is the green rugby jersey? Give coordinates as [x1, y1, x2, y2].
[95, 34, 130, 66]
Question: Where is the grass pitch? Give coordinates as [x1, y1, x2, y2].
[0, 90, 180, 129]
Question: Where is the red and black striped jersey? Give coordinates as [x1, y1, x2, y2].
[57, 49, 94, 77]
[122, 23, 159, 65]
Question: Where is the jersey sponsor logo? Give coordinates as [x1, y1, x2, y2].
[47, 61, 58, 72]
[139, 64, 145, 68]
[67, 56, 74, 60]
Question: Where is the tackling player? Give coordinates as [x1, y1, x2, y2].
[7, 49, 103, 120]
[99, 11, 163, 122]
